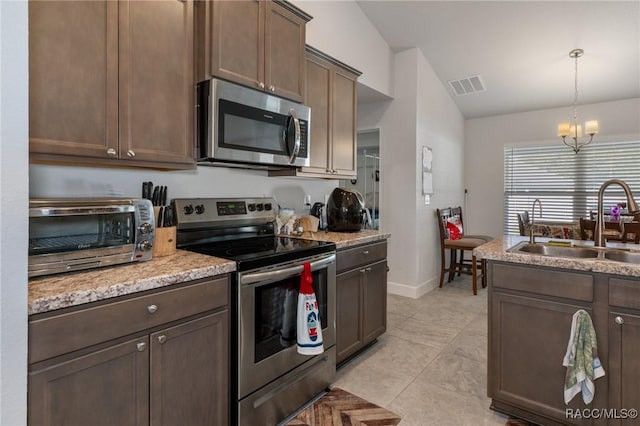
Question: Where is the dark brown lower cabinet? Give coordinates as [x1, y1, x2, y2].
[336, 244, 387, 365]
[28, 277, 229, 426]
[29, 336, 150, 426]
[608, 311, 640, 426]
[488, 262, 640, 426]
[489, 292, 593, 426]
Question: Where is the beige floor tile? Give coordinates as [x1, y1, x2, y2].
[442, 326, 489, 363]
[387, 317, 460, 350]
[387, 380, 496, 426]
[353, 333, 441, 378]
[416, 351, 487, 399]
[333, 358, 414, 407]
[339, 275, 508, 425]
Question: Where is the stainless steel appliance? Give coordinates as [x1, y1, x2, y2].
[29, 198, 155, 278]
[197, 78, 311, 169]
[173, 197, 336, 426]
[326, 187, 366, 232]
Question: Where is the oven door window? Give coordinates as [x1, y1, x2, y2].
[29, 212, 135, 256]
[218, 99, 289, 155]
[254, 268, 328, 363]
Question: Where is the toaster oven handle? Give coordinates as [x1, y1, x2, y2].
[287, 109, 301, 165]
[240, 253, 335, 285]
[30, 205, 136, 217]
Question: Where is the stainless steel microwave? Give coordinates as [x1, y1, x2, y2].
[196, 78, 310, 169]
[28, 198, 155, 278]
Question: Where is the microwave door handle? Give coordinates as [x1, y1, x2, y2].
[240, 253, 335, 285]
[287, 109, 301, 164]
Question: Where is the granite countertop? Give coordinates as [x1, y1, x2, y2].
[475, 235, 640, 277]
[28, 250, 236, 315]
[287, 229, 390, 249]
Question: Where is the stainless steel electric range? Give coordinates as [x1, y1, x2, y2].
[173, 197, 336, 426]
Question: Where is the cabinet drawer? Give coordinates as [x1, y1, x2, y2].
[29, 276, 228, 364]
[337, 241, 387, 273]
[492, 263, 593, 302]
[609, 277, 640, 309]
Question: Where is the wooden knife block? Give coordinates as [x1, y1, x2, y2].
[153, 226, 176, 257]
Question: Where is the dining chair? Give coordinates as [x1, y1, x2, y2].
[436, 207, 493, 295]
[516, 211, 530, 236]
[621, 222, 640, 244]
[580, 218, 623, 241]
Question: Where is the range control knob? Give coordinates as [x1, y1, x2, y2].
[138, 222, 152, 234]
[264, 203, 272, 211]
[256, 203, 264, 211]
[195, 204, 205, 215]
[183, 205, 194, 215]
[137, 240, 153, 251]
[248, 203, 256, 212]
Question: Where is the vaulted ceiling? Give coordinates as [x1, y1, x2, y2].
[356, 1, 640, 119]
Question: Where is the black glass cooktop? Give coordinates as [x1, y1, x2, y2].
[184, 235, 335, 272]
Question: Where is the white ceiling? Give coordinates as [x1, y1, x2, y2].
[355, 1, 640, 119]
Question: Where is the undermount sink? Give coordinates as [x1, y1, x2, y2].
[603, 250, 640, 264]
[508, 241, 640, 265]
[509, 242, 600, 259]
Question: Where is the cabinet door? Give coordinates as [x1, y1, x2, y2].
[336, 268, 363, 364]
[302, 52, 332, 175]
[29, 0, 118, 159]
[28, 336, 149, 426]
[150, 311, 228, 426]
[264, 2, 305, 102]
[209, 0, 264, 90]
[608, 312, 640, 426]
[362, 261, 387, 344]
[331, 68, 357, 176]
[489, 292, 592, 425]
[119, 0, 194, 165]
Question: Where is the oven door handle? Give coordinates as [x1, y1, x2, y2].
[240, 253, 335, 285]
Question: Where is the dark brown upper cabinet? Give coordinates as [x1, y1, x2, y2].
[29, 0, 195, 169]
[196, 0, 310, 102]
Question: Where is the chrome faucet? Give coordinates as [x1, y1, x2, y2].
[594, 179, 639, 247]
[529, 198, 543, 244]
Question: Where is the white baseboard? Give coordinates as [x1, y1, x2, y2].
[387, 277, 438, 299]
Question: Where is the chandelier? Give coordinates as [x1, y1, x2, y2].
[557, 48, 599, 154]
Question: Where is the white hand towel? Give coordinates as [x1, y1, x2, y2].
[562, 309, 605, 405]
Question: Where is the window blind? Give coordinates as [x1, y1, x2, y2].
[504, 140, 640, 235]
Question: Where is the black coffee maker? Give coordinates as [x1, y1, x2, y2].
[326, 188, 365, 232]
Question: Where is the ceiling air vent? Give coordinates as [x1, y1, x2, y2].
[447, 75, 486, 96]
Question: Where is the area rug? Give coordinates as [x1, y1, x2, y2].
[285, 387, 402, 426]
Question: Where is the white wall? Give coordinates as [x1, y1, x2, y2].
[0, 1, 28, 424]
[465, 97, 640, 237]
[30, 165, 336, 214]
[290, 0, 394, 97]
[373, 48, 465, 298]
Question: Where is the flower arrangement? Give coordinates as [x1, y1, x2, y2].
[610, 205, 621, 222]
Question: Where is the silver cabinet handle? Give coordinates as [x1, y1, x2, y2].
[287, 109, 301, 164]
[107, 148, 117, 157]
[147, 304, 158, 314]
[615, 316, 624, 325]
[359, 269, 366, 273]
[241, 253, 335, 285]
[137, 342, 146, 352]
[258, 82, 265, 89]
[157, 335, 167, 344]
[126, 150, 136, 158]
[362, 250, 370, 255]
[365, 267, 372, 272]
[269, 85, 276, 92]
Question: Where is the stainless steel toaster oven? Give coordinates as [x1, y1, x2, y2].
[29, 198, 155, 278]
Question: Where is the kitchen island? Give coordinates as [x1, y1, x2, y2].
[476, 236, 640, 426]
